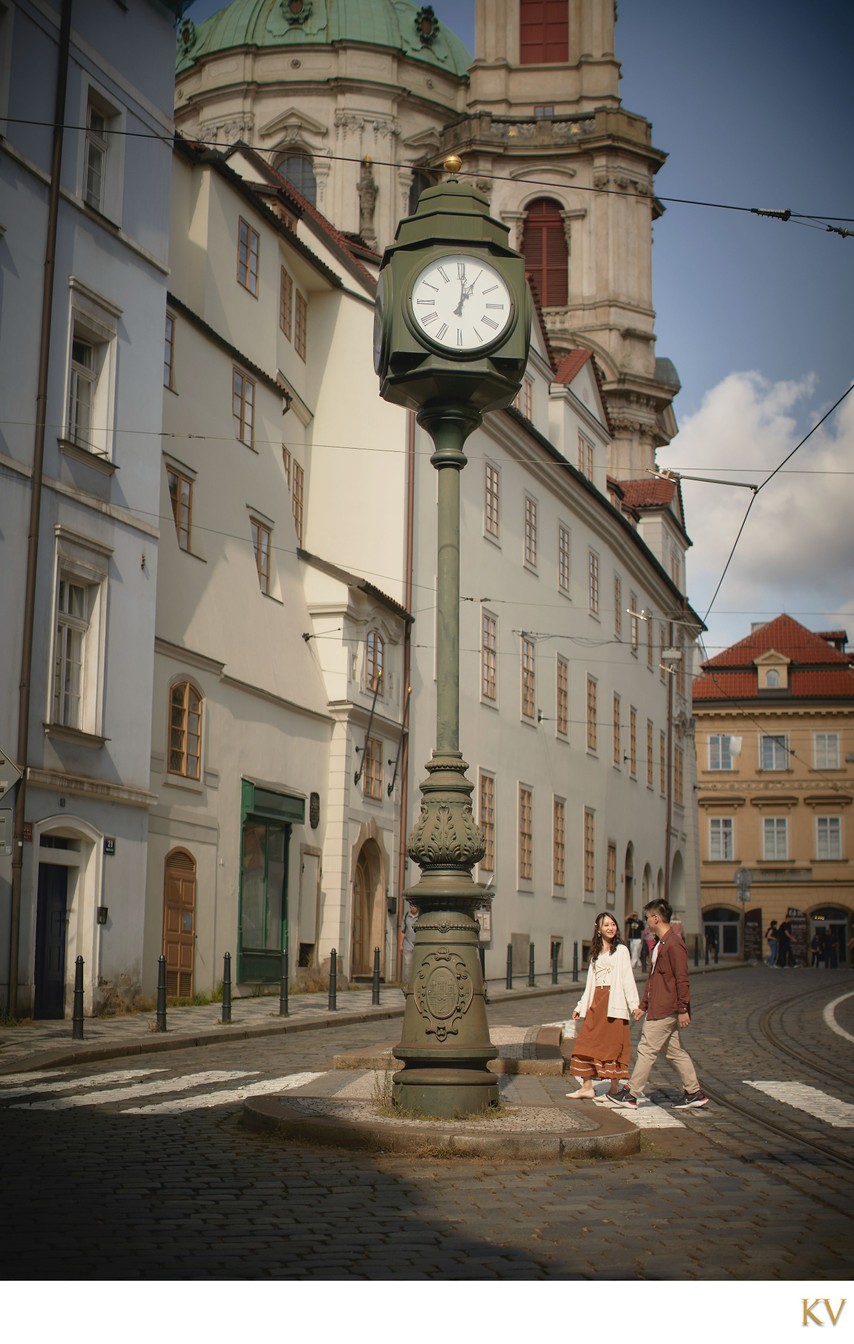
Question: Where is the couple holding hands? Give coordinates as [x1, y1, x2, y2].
[562, 899, 708, 1110]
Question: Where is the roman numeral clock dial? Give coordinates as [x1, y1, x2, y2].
[410, 254, 513, 353]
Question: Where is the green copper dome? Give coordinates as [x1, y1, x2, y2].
[176, 1, 471, 77]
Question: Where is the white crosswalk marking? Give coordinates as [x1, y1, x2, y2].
[0, 1068, 164, 1100]
[11, 1069, 256, 1111]
[744, 1080, 854, 1128]
[125, 1071, 325, 1114]
[601, 1102, 685, 1129]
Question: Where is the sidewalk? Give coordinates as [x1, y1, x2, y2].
[0, 960, 735, 1077]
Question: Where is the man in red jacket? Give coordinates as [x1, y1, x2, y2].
[610, 898, 709, 1110]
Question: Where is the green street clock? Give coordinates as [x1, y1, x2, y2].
[374, 162, 531, 417]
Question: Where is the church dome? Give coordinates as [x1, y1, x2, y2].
[176, 0, 471, 78]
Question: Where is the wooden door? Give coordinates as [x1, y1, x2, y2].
[34, 864, 68, 1019]
[351, 852, 373, 977]
[163, 850, 196, 997]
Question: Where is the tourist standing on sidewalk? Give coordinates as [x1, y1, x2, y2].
[765, 919, 779, 967]
[626, 912, 644, 969]
[610, 898, 708, 1111]
[563, 912, 638, 1101]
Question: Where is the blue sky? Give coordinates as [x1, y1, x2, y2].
[185, 1, 854, 659]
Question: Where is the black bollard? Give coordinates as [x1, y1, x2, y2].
[222, 952, 232, 1024]
[371, 946, 381, 1005]
[551, 943, 559, 985]
[156, 954, 167, 1032]
[72, 955, 84, 1040]
[279, 942, 289, 1017]
[328, 948, 338, 1011]
[572, 941, 579, 981]
[528, 943, 535, 987]
[505, 943, 513, 990]
[479, 945, 489, 1004]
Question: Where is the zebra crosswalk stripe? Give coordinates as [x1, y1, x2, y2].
[125, 1071, 325, 1114]
[0, 1068, 164, 1100]
[743, 1080, 854, 1128]
[10, 1069, 257, 1111]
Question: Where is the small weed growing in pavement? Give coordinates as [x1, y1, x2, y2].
[0, 1013, 32, 1028]
[371, 1068, 396, 1114]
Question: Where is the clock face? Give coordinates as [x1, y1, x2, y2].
[409, 253, 513, 353]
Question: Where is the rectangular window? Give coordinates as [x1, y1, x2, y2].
[521, 635, 536, 719]
[53, 579, 88, 729]
[363, 737, 383, 800]
[282, 445, 292, 489]
[485, 461, 500, 538]
[168, 681, 202, 780]
[658, 621, 666, 679]
[520, 0, 569, 64]
[524, 496, 537, 566]
[558, 523, 570, 594]
[84, 99, 108, 210]
[586, 674, 597, 752]
[660, 730, 666, 795]
[614, 574, 622, 638]
[815, 733, 840, 769]
[584, 808, 595, 892]
[674, 746, 683, 805]
[233, 368, 255, 446]
[629, 706, 637, 777]
[64, 282, 119, 460]
[553, 797, 566, 888]
[292, 459, 304, 545]
[760, 734, 789, 770]
[629, 593, 639, 653]
[612, 693, 621, 766]
[479, 772, 495, 872]
[647, 615, 654, 669]
[709, 734, 735, 771]
[515, 375, 533, 419]
[519, 786, 533, 882]
[167, 466, 193, 552]
[763, 816, 788, 861]
[481, 610, 498, 702]
[676, 632, 686, 696]
[295, 290, 308, 360]
[279, 265, 293, 339]
[240, 817, 287, 959]
[816, 816, 842, 860]
[67, 335, 97, 451]
[588, 550, 599, 615]
[646, 720, 654, 788]
[237, 217, 260, 296]
[251, 519, 272, 594]
[164, 313, 175, 389]
[577, 432, 593, 479]
[556, 655, 569, 738]
[709, 817, 734, 862]
[606, 842, 617, 902]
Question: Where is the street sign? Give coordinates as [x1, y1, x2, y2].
[0, 745, 22, 801]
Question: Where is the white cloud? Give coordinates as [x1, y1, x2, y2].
[662, 371, 854, 656]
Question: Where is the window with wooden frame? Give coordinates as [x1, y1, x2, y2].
[612, 693, 621, 766]
[521, 635, 536, 720]
[251, 518, 272, 594]
[647, 720, 654, 788]
[515, 374, 533, 420]
[53, 579, 89, 730]
[292, 459, 304, 545]
[606, 842, 617, 902]
[65, 287, 118, 460]
[629, 592, 639, 653]
[279, 265, 293, 339]
[237, 217, 260, 296]
[51, 533, 108, 738]
[524, 495, 538, 566]
[583, 808, 595, 893]
[164, 312, 176, 390]
[578, 432, 594, 479]
[363, 737, 383, 800]
[481, 609, 498, 703]
[479, 772, 495, 872]
[520, 0, 569, 64]
[815, 733, 841, 770]
[521, 198, 567, 306]
[295, 290, 308, 360]
[659, 621, 667, 680]
[167, 466, 193, 552]
[558, 523, 570, 595]
[760, 733, 789, 771]
[366, 629, 384, 694]
[232, 368, 255, 446]
[646, 614, 654, 670]
[674, 745, 684, 806]
[553, 797, 566, 889]
[84, 99, 109, 210]
[519, 785, 533, 882]
[763, 816, 788, 861]
[556, 655, 569, 738]
[168, 680, 202, 780]
[629, 707, 638, 777]
[588, 549, 599, 615]
[484, 460, 500, 538]
[660, 730, 666, 794]
[586, 674, 597, 752]
[282, 445, 292, 489]
[709, 817, 734, 862]
[676, 632, 686, 697]
[816, 815, 842, 860]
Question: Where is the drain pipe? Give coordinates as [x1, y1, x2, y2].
[7, 0, 73, 1015]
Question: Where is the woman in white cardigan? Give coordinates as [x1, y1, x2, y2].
[562, 911, 639, 1101]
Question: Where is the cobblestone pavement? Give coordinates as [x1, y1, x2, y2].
[1, 966, 852, 1283]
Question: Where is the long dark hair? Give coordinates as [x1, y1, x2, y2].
[590, 911, 623, 963]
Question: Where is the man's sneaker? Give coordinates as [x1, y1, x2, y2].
[673, 1089, 709, 1109]
[610, 1089, 638, 1109]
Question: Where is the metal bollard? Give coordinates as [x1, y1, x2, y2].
[279, 942, 289, 1017]
[222, 952, 232, 1024]
[505, 943, 513, 990]
[328, 948, 338, 1011]
[72, 955, 84, 1040]
[551, 943, 559, 985]
[371, 946, 381, 1006]
[479, 946, 489, 1004]
[572, 941, 579, 981]
[528, 943, 535, 987]
[156, 954, 167, 1032]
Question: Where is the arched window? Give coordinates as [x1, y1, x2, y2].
[522, 198, 568, 306]
[366, 629, 384, 694]
[168, 680, 202, 779]
[520, 0, 568, 65]
[275, 151, 316, 206]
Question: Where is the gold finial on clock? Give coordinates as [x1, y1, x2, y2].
[443, 154, 462, 176]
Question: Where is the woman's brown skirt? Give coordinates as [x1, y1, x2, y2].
[561, 985, 630, 1082]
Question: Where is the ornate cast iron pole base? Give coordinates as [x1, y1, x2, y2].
[392, 750, 498, 1119]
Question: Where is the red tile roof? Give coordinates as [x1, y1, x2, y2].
[553, 349, 592, 385]
[620, 478, 677, 510]
[693, 614, 854, 703]
[703, 614, 851, 669]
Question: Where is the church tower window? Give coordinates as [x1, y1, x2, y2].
[522, 198, 568, 306]
[520, 0, 569, 65]
[275, 151, 316, 206]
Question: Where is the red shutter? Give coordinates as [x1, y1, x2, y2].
[520, 0, 569, 65]
[522, 199, 568, 306]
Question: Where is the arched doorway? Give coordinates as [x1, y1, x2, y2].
[703, 905, 740, 958]
[351, 840, 384, 978]
[623, 841, 634, 921]
[163, 849, 196, 997]
[34, 857, 70, 1018]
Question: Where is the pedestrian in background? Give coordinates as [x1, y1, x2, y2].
[610, 898, 708, 1111]
[563, 912, 638, 1101]
[765, 919, 779, 967]
[626, 911, 644, 969]
[776, 918, 792, 968]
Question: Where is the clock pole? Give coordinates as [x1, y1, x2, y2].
[374, 159, 531, 1118]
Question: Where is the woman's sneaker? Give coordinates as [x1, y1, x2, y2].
[673, 1089, 709, 1108]
[609, 1089, 638, 1109]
